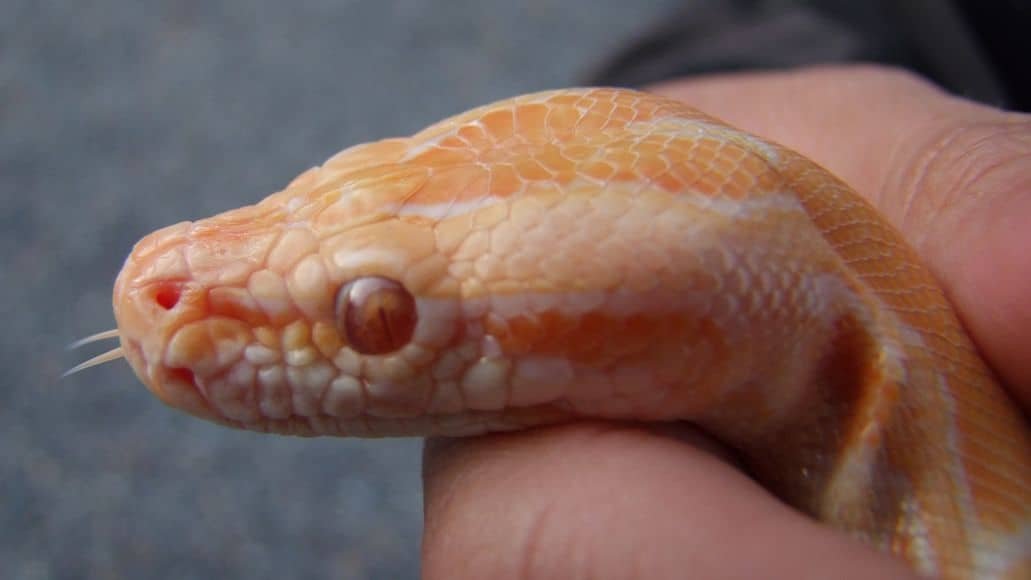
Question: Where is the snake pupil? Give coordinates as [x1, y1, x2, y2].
[335, 276, 417, 355]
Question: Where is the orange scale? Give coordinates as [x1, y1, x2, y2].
[753, 170, 781, 191]
[591, 100, 617, 119]
[574, 96, 597, 110]
[545, 105, 580, 135]
[667, 138, 701, 156]
[695, 138, 724, 154]
[634, 140, 665, 156]
[312, 322, 344, 359]
[726, 171, 758, 194]
[739, 154, 770, 173]
[515, 158, 554, 181]
[546, 93, 581, 106]
[414, 166, 486, 205]
[562, 144, 594, 160]
[573, 312, 609, 344]
[582, 161, 616, 181]
[537, 150, 576, 174]
[438, 135, 467, 149]
[581, 315, 655, 365]
[566, 333, 608, 365]
[514, 104, 549, 141]
[729, 143, 757, 160]
[668, 162, 701, 182]
[457, 124, 492, 149]
[208, 287, 268, 328]
[690, 150, 716, 166]
[487, 164, 523, 197]
[605, 148, 638, 168]
[615, 313, 662, 350]
[611, 104, 636, 122]
[682, 174, 724, 196]
[636, 103, 664, 120]
[576, 112, 608, 133]
[653, 172, 686, 192]
[502, 315, 543, 356]
[734, 168, 767, 191]
[408, 147, 477, 167]
[611, 91, 639, 107]
[553, 170, 580, 185]
[701, 175, 734, 197]
[709, 155, 739, 175]
[604, 168, 637, 183]
[632, 155, 669, 180]
[537, 310, 581, 337]
[696, 146, 729, 164]
[482, 109, 516, 142]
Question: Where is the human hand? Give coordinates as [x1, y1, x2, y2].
[421, 65, 1031, 579]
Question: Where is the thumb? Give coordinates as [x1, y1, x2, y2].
[422, 423, 917, 580]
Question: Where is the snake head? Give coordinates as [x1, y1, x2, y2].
[113, 88, 839, 438]
[111, 145, 525, 435]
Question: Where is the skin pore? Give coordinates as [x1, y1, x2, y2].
[420, 65, 1031, 579]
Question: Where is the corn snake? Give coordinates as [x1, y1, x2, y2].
[80, 88, 1029, 578]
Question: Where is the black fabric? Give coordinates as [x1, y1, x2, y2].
[588, 0, 1027, 111]
[955, 0, 1031, 110]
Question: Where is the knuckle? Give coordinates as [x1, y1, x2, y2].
[887, 115, 1031, 249]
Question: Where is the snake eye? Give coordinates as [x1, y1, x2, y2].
[335, 276, 417, 355]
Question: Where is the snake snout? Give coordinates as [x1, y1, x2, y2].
[111, 221, 226, 420]
[116, 284, 224, 423]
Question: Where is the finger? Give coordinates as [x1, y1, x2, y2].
[650, 65, 1031, 406]
[422, 423, 918, 580]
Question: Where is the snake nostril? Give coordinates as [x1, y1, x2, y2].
[154, 283, 182, 310]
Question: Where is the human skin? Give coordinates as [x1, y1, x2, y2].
[420, 65, 1031, 579]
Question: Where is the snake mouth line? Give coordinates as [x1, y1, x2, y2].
[232, 403, 577, 438]
[120, 336, 222, 422]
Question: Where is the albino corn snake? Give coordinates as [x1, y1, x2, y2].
[70, 88, 1030, 579]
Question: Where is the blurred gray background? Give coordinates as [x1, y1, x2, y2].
[2, 1, 683, 579]
[2, 1, 1020, 579]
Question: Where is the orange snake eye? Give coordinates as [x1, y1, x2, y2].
[334, 276, 417, 355]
